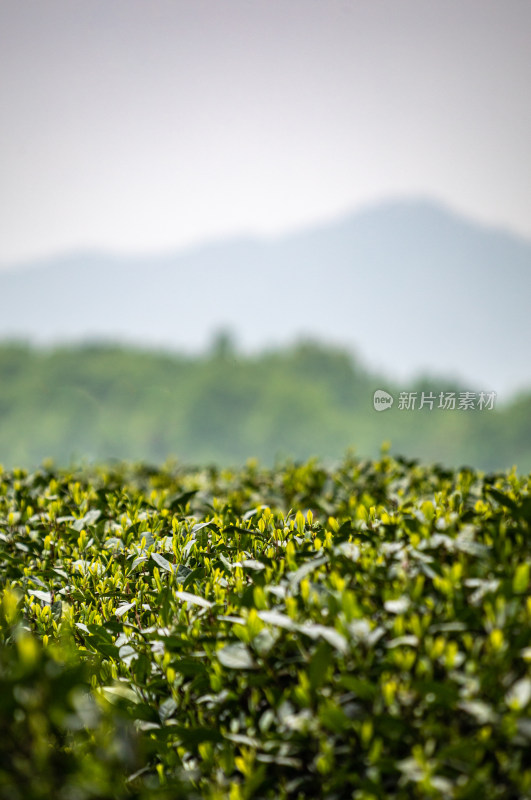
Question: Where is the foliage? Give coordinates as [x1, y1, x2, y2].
[0, 340, 530, 471]
[0, 454, 530, 798]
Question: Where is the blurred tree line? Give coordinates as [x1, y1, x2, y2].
[0, 337, 529, 472]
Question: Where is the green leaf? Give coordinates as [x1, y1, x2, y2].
[506, 678, 531, 710]
[386, 635, 419, 648]
[175, 564, 193, 583]
[217, 643, 256, 669]
[174, 590, 213, 608]
[72, 509, 101, 531]
[28, 589, 52, 604]
[239, 559, 266, 571]
[513, 563, 530, 594]
[309, 640, 332, 689]
[101, 684, 139, 704]
[152, 552, 174, 572]
[167, 490, 198, 511]
[168, 659, 207, 676]
[258, 610, 297, 630]
[289, 555, 328, 587]
[384, 596, 410, 614]
[159, 697, 178, 722]
[115, 602, 136, 617]
[486, 487, 518, 513]
[298, 623, 348, 654]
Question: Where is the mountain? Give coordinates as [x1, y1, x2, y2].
[1, 198, 530, 397]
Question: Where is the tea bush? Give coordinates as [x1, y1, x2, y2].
[0, 454, 530, 798]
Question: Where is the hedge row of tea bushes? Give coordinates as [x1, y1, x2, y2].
[1, 454, 530, 799]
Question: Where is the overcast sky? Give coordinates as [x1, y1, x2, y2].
[1, 0, 530, 265]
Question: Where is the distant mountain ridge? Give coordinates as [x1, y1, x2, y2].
[1, 198, 530, 397]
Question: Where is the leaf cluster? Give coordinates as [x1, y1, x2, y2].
[0, 455, 530, 798]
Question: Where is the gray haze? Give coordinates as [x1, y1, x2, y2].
[1, 199, 530, 399]
[1, 1, 531, 263]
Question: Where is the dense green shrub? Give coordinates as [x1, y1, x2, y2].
[0, 455, 530, 798]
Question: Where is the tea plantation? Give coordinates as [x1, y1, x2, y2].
[1, 454, 530, 799]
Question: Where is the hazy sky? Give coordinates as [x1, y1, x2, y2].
[1, 0, 530, 265]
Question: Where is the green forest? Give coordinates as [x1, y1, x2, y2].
[0, 338, 530, 472]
